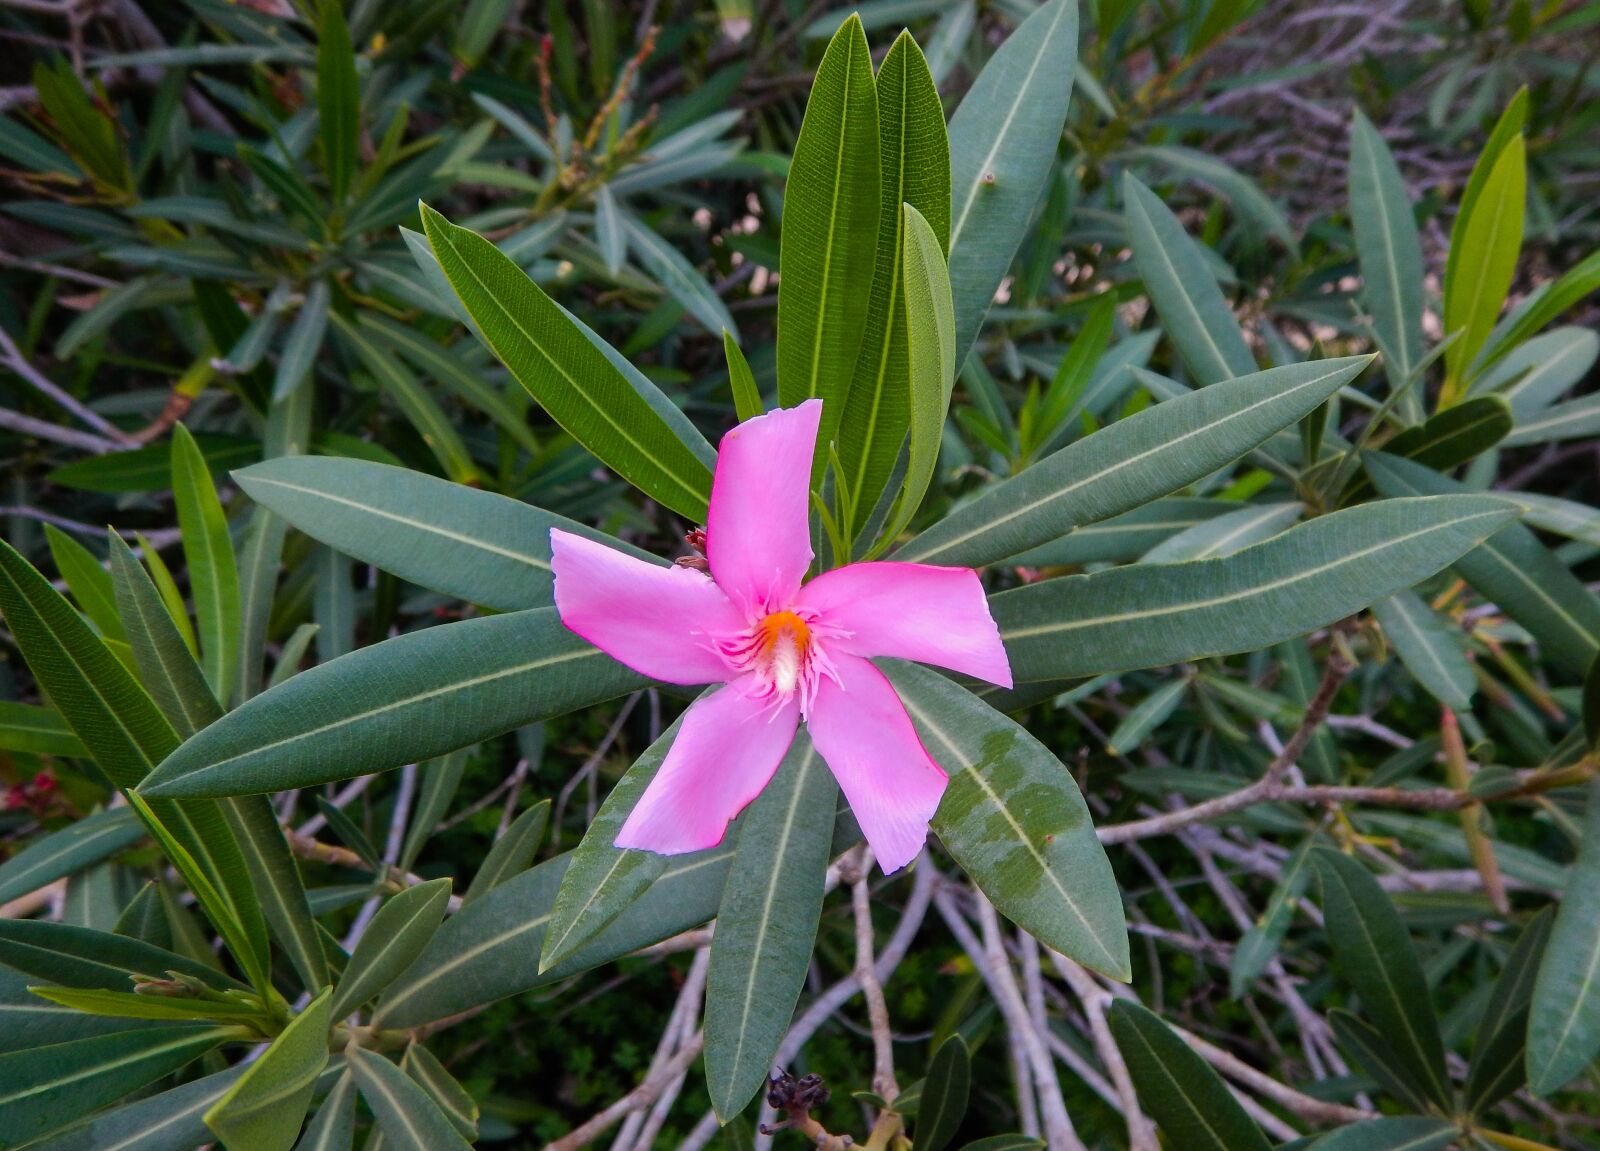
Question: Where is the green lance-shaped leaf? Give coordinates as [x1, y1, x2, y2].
[22, 1062, 248, 1151]
[1309, 1118, 1461, 1151]
[915, 1035, 972, 1151]
[1474, 249, 1600, 379]
[401, 751, 468, 873]
[170, 423, 240, 703]
[419, 203, 715, 521]
[274, 279, 330, 403]
[1349, 108, 1425, 395]
[317, 0, 358, 207]
[725, 331, 764, 422]
[619, 209, 738, 339]
[1473, 327, 1598, 417]
[1339, 394, 1512, 505]
[0, 1023, 243, 1144]
[330, 880, 452, 1017]
[890, 662, 1129, 978]
[1444, 135, 1526, 387]
[1011, 499, 1239, 568]
[1310, 848, 1452, 1110]
[140, 608, 647, 798]
[991, 495, 1513, 682]
[1365, 452, 1600, 676]
[706, 736, 837, 1119]
[0, 808, 142, 907]
[0, 539, 268, 983]
[205, 988, 334, 1151]
[897, 357, 1370, 568]
[1230, 834, 1316, 998]
[839, 31, 950, 543]
[1122, 172, 1255, 385]
[1139, 501, 1303, 563]
[1529, 780, 1600, 1094]
[541, 716, 686, 971]
[1465, 906, 1552, 1114]
[1107, 1001, 1272, 1151]
[27, 985, 265, 1023]
[464, 799, 550, 905]
[0, 699, 87, 758]
[295, 1070, 355, 1151]
[374, 846, 733, 1029]
[0, 919, 245, 992]
[43, 526, 124, 643]
[946, 0, 1077, 367]
[349, 1046, 472, 1151]
[402, 1044, 477, 1139]
[1371, 590, 1475, 710]
[878, 203, 957, 548]
[233, 456, 655, 613]
[775, 12, 881, 475]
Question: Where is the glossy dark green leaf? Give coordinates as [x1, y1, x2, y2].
[1371, 590, 1475, 710]
[1529, 780, 1600, 1094]
[1107, 1001, 1271, 1151]
[1365, 453, 1600, 676]
[463, 800, 550, 906]
[775, 13, 881, 474]
[992, 496, 1513, 682]
[1310, 1117, 1460, 1151]
[141, 608, 646, 797]
[1311, 848, 1451, 1109]
[420, 204, 714, 521]
[706, 736, 836, 1119]
[348, 1046, 472, 1151]
[0, 1023, 240, 1144]
[275, 280, 330, 402]
[373, 845, 732, 1028]
[234, 456, 654, 613]
[1349, 109, 1425, 391]
[330, 880, 452, 1017]
[540, 716, 685, 972]
[946, 0, 1076, 366]
[915, 1035, 971, 1151]
[0, 809, 141, 907]
[402, 1045, 477, 1140]
[24, 1063, 246, 1151]
[0, 700, 87, 758]
[43, 526, 124, 643]
[1123, 172, 1254, 385]
[891, 662, 1129, 978]
[294, 1071, 355, 1151]
[1230, 835, 1315, 999]
[1340, 395, 1512, 504]
[839, 31, 949, 541]
[317, 0, 359, 206]
[898, 358, 1370, 567]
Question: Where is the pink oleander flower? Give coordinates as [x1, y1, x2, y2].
[549, 400, 1012, 873]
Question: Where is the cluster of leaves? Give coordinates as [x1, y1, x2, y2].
[0, 0, 1598, 1148]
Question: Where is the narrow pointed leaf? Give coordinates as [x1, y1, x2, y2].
[1444, 135, 1525, 384]
[1123, 172, 1254, 385]
[992, 496, 1514, 682]
[1310, 1118, 1461, 1151]
[205, 988, 333, 1151]
[349, 1047, 472, 1151]
[1107, 1001, 1272, 1151]
[141, 608, 646, 797]
[274, 280, 329, 402]
[331, 881, 452, 1017]
[0, 919, 245, 992]
[374, 846, 733, 1028]
[916, 1035, 972, 1151]
[1349, 109, 1425, 388]
[317, 0, 358, 206]
[402, 1045, 477, 1139]
[464, 799, 550, 905]
[619, 209, 738, 338]
[1365, 452, 1600, 676]
[44, 526, 124, 643]
[420, 203, 714, 520]
[294, 1071, 355, 1151]
[0, 1024, 240, 1144]
[1372, 590, 1475, 710]
[1311, 848, 1452, 1109]
[171, 423, 240, 702]
[891, 662, 1129, 978]
[0, 808, 142, 907]
[706, 736, 836, 1119]
[23, 1062, 246, 1151]
[898, 357, 1370, 567]
[840, 31, 949, 541]
[1529, 780, 1600, 1094]
[775, 13, 881, 470]
[947, 0, 1077, 366]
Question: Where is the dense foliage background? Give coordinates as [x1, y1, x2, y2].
[0, 0, 1597, 1149]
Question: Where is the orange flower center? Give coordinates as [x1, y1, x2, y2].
[757, 611, 811, 696]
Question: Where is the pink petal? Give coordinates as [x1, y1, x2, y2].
[807, 655, 947, 873]
[798, 562, 1013, 688]
[615, 679, 800, 854]
[550, 529, 744, 684]
[707, 400, 822, 615]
